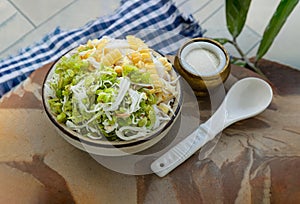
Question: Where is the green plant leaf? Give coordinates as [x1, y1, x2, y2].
[256, 0, 299, 62]
[213, 38, 231, 45]
[226, 0, 252, 38]
[230, 59, 247, 67]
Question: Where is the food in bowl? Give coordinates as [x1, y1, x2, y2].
[43, 35, 181, 146]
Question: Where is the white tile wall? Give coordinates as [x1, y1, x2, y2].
[51, 0, 120, 29]
[201, 5, 228, 38]
[193, 0, 224, 24]
[0, 0, 120, 58]
[0, 0, 16, 23]
[173, 0, 186, 7]
[178, 0, 210, 15]
[0, 12, 33, 54]
[0, 0, 299, 69]
[246, 0, 282, 35]
[10, 0, 75, 26]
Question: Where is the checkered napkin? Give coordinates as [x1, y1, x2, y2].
[0, 0, 203, 98]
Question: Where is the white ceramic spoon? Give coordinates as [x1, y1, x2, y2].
[151, 77, 273, 177]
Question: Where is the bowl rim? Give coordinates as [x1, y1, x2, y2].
[42, 48, 183, 148]
[176, 37, 231, 80]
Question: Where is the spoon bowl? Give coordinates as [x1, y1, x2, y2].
[151, 77, 273, 177]
[225, 77, 273, 124]
[202, 77, 273, 136]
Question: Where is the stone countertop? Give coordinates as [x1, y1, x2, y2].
[0, 59, 300, 203]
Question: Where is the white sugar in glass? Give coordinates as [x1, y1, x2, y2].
[180, 42, 226, 77]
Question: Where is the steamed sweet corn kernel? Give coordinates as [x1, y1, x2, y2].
[128, 52, 142, 64]
[86, 39, 94, 48]
[125, 36, 170, 94]
[114, 65, 122, 76]
[139, 48, 150, 53]
[96, 38, 109, 50]
[93, 50, 102, 62]
[80, 50, 93, 59]
[126, 35, 148, 50]
[159, 57, 172, 71]
[144, 62, 162, 87]
[141, 52, 152, 63]
[102, 49, 122, 67]
[103, 48, 111, 55]
[144, 62, 155, 70]
[121, 56, 132, 66]
[136, 60, 145, 69]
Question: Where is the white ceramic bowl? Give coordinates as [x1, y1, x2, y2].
[42, 46, 182, 156]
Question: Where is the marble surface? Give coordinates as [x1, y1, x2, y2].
[0, 59, 300, 203]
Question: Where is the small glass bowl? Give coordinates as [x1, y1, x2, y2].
[174, 38, 231, 96]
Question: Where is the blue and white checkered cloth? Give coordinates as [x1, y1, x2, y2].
[0, 0, 203, 98]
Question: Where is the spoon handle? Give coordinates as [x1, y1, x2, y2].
[151, 125, 216, 177]
[151, 102, 227, 177]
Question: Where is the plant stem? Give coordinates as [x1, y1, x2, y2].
[231, 56, 243, 61]
[244, 58, 267, 79]
[228, 38, 267, 78]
